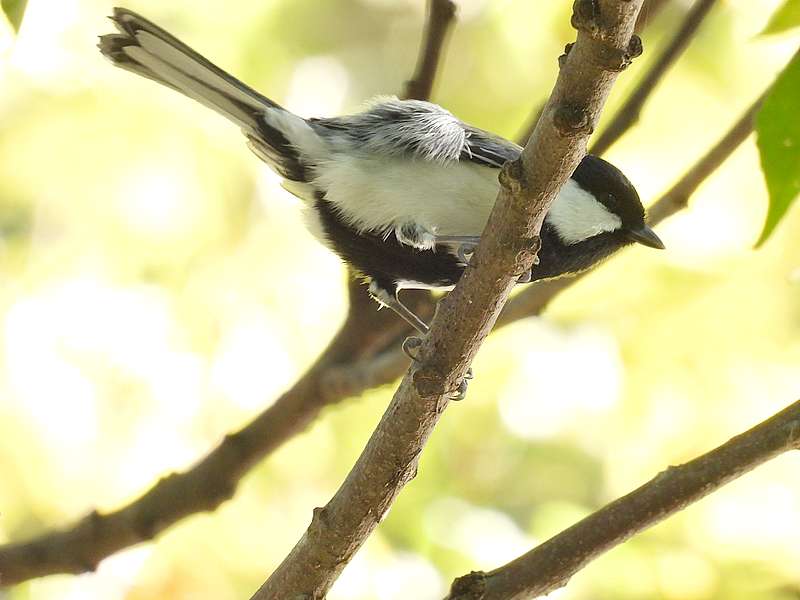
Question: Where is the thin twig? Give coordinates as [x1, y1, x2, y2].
[515, 0, 673, 146]
[249, 3, 645, 598]
[403, 0, 457, 101]
[646, 93, 764, 224]
[590, 0, 718, 155]
[634, 0, 671, 33]
[447, 398, 800, 600]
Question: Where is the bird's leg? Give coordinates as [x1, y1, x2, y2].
[435, 235, 533, 283]
[368, 281, 430, 338]
[368, 281, 471, 400]
[434, 235, 480, 265]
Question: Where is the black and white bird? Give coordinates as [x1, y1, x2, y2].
[99, 8, 664, 336]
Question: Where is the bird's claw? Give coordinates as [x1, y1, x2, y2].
[457, 243, 477, 265]
[450, 378, 469, 401]
[402, 336, 424, 361]
[449, 368, 474, 401]
[403, 335, 474, 401]
[517, 270, 532, 284]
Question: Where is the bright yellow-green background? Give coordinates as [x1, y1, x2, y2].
[1, 1, 799, 598]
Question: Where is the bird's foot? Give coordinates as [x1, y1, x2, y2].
[457, 243, 478, 265]
[402, 336, 424, 361]
[403, 336, 473, 401]
[450, 367, 474, 401]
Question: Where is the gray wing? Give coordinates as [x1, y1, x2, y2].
[311, 99, 521, 168]
[460, 126, 522, 168]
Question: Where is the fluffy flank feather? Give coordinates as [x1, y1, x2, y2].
[312, 99, 467, 164]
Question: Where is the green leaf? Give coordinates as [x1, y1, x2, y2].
[1, 0, 28, 32]
[755, 52, 800, 246]
[761, 0, 800, 35]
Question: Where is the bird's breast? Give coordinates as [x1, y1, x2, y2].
[311, 154, 499, 237]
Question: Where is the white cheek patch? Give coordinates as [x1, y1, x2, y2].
[546, 179, 622, 244]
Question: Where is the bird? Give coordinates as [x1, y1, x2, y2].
[98, 7, 664, 341]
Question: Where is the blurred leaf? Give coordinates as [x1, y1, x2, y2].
[1, 0, 27, 32]
[755, 51, 800, 246]
[761, 0, 800, 35]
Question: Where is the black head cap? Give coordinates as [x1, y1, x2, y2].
[572, 154, 664, 249]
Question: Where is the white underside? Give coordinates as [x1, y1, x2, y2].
[283, 153, 623, 250]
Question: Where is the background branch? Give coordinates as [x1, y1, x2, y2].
[403, 0, 457, 101]
[590, 0, 718, 155]
[515, 0, 692, 147]
[447, 398, 800, 600]
[250, 2, 645, 598]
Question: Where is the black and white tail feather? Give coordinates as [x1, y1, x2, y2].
[99, 7, 322, 182]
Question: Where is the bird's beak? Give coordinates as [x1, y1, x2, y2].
[627, 225, 665, 249]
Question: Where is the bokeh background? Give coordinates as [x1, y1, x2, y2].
[1, 0, 799, 598]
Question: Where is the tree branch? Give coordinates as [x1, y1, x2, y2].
[646, 92, 764, 224]
[447, 398, 800, 600]
[403, 0, 457, 101]
[249, 2, 645, 598]
[634, 0, 671, 33]
[590, 0, 718, 156]
[515, 0, 674, 146]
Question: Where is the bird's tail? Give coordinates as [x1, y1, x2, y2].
[99, 7, 322, 181]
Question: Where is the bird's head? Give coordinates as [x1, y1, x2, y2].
[546, 154, 664, 250]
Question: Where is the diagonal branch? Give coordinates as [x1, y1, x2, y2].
[447, 398, 800, 600]
[249, 2, 646, 598]
[403, 0, 457, 101]
[590, 0, 718, 155]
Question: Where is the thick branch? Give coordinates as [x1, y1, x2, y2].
[403, 0, 457, 101]
[447, 398, 800, 600]
[250, 2, 645, 598]
[590, 0, 718, 155]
